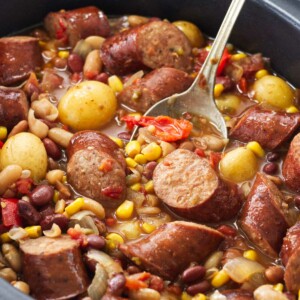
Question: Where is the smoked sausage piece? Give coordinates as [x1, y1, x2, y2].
[0, 36, 43, 86]
[230, 106, 300, 150]
[280, 222, 300, 294]
[120, 221, 224, 280]
[239, 173, 289, 258]
[100, 20, 192, 75]
[221, 289, 254, 300]
[20, 235, 89, 300]
[44, 6, 110, 47]
[282, 133, 300, 192]
[67, 131, 126, 206]
[0, 87, 29, 130]
[117, 67, 193, 112]
[153, 149, 241, 222]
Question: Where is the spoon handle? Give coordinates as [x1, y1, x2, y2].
[194, 0, 246, 89]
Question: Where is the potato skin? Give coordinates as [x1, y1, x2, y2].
[0, 132, 47, 182]
[58, 81, 117, 131]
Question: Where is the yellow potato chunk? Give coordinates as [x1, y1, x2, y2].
[253, 75, 294, 109]
[216, 93, 241, 114]
[58, 81, 117, 131]
[0, 132, 47, 182]
[219, 147, 258, 183]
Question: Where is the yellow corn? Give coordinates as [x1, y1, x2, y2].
[246, 141, 265, 158]
[110, 137, 124, 148]
[243, 249, 258, 261]
[192, 294, 206, 300]
[131, 256, 142, 265]
[126, 157, 138, 168]
[55, 199, 66, 214]
[134, 154, 148, 164]
[25, 226, 42, 238]
[58, 50, 69, 59]
[211, 269, 230, 288]
[255, 69, 269, 79]
[108, 75, 123, 93]
[231, 53, 246, 61]
[181, 292, 192, 300]
[224, 115, 231, 121]
[286, 105, 299, 113]
[116, 200, 134, 219]
[175, 46, 184, 56]
[214, 83, 224, 98]
[130, 182, 141, 192]
[145, 180, 154, 193]
[53, 190, 60, 203]
[62, 175, 67, 183]
[141, 142, 162, 161]
[142, 222, 156, 234]
[0, 126, 7, 140]
[205, 45, 212, 51]
[273, 283, 284, 292]
[65, 197, 84, 216]
[0, 233, 11, 243]
[106, 233, 124, 250]
[125, 141, 141, 158]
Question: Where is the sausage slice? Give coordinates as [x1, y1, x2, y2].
[0, 87, 29, 130]
[120, 221, 224, 280]
[280, 222, 300, 294]
[0, 36, 43, 86]
[44, 6, 110, 47]
[282, 133, 300, 192]
[101, 20, 192, 75]
[229, 106, 300, 150]
[117, 67, 193, 112]
[20, 235, 89, 300]
[239, 173, 289, 258]
[153, 149, 241, 222]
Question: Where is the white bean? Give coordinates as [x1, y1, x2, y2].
[82, 197, 105, 219]
[0, 268, 17, 282]
[129, 288, 160, 300]
[31, 98, 59, 121]
[48, 127, 73, 148]
[2, 244, 21, 272]
[46, 169, 65, 185]
[28, 108, 49, 139]
[7, 120, 28, 138]
[84, 36, 106, 49]
[0, 165, 22, 195]
[83, 49, 102, 78]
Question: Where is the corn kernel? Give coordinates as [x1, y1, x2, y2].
[273, 283, 284, 292]
[108, 75, 123, 93]
[255, 69, 269, 79]
[175, 46, 184, 56]
[0, 233, 11, 243]
[141, 142, 162, 161]
[130, 182, 141, 192]
[214, 83, 224, 98]
[25, 226, 42, 238]
[224, 115, 231, 121]
[192, 294, 207, 300]
[0, 126, 7, 140]
[65, 197, 84, 216]
[134, 154, 148, 164]
[53, 190, 60, 203]
[243, 249, 258, 261]
[125, 141, 141, 158]
[246, 141, 265, 158]
[62, 175, 67, 183]
[145, 180, 154, 193]
[181, 292, 192, 300]
[110, 136, 124, 148]
[131, 256, 142, 265]
[286, 105, 299, 113]
[211, 269, 230, 288]
[106, 233, 124, 250]
[58, 50, 69, 59]
[116, 200, 134, 219]
[142, 222, 156, 234]
[205, 45, 212, 51]
[126, 157, 138, 168]
[231, 53, 246, 61]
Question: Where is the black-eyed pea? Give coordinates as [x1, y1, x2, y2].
[2, 243, 21, 272]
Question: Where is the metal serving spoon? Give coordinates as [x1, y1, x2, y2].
[130, 0, 245, 140]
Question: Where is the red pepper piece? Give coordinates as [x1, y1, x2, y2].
[209, 152, 222, 170]
[16, 178, 33, 195]
[0, 141, 3, 149]
[216, 48, 231, 76]
[238, 77, 248, 93]
[101, 186, 123, 199]
[1, 198, 22, 227]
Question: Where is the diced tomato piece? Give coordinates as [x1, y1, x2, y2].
[16, 178, 33, 195]
[209, 152, 222, 170]
[194, 148, 206, 158]
[1, 198, 22, 227]
[101, 186, 123, 199]
[0, 141, 3, 149]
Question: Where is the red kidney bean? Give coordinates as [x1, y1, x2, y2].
[117, 132, 131, 141]
[217, 224, 237, 237]
[264, 265, 284, 284]
[126, 265, 141, 274]
[39, 204, 55, 219]
[263, 162, 278, 175]
[149, 275, 164, 292]
[267, 152, 280, 162]
[30, 184, 54, 207]
[95, 72, 109, 84]
[182, 265, 206, 284]
[53, 57, 67, 69]
[92, 217, 107, 235]
[294, 196, 300, 210]
[186, 280, 211, 296]
[108, 273, 126, 296]
[18, 200, 41, 225]
[68, 53, 84, 73]
[42, 138, 62, 160]
[86, 234, 106, 250]
[142, 161, 158, 179]
[40, 214, 69, 231]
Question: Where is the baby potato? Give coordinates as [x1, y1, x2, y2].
[216, 93, 241, 114]
[58, 81, 117, 131]
[172, 21, 205, 48]
[253, 75, 294, 109]
[0, 132, 47, 182]
[219, 147, 258, 183]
